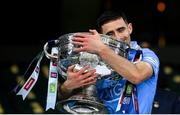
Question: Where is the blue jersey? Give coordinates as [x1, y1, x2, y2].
[96, 41, 160, 114]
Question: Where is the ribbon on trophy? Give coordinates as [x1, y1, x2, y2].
[15, 47, 59, 111]
[46, 47, 58, 110]
[16, 51, 44, 100]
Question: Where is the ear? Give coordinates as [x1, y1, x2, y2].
[128, 23, 133, 34]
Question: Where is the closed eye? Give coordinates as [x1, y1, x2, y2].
[117, 27, 125, 33]
[106, 31, 113, 36]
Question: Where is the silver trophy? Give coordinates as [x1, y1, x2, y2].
[43, 33, 129, 114]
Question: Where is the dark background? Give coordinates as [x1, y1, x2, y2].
[0, 0, 180, 113]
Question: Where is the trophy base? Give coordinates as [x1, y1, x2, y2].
[56, 94, 108, 114]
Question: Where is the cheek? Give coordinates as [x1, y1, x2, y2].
[118, 32, 130, 41]
[117, 37, 126, 41]
[124, 31, 130, 37]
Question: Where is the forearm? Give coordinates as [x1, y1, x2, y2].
[98, 45, 144, 84]
[58, 83, 73, 100]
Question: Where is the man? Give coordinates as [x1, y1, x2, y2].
[59, 10, 159, 114]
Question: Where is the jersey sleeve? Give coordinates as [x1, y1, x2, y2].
[142, 48, 160, 77]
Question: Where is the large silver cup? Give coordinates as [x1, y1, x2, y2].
[44, 33, 129, 114]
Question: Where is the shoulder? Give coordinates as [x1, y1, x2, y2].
[141, 48, 160, 77]
[130, 41, 160, 74]
[130, 41, 159, 66]
[141, 48, 159, 66]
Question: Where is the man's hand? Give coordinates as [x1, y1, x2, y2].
[61, 65, 97, 92]
[72, 29, 106, 54]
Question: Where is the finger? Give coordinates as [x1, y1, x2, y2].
[67, 65, 75, 72]
[72, 37, 86, 42]
[80, 69, 96, 80]
[73, 33, 91, 38]
[72, 41, 84, 46]
[81, 77, 97, 86]
[73, 47, 85, 52]
[78, 65, 90, 74]
[85, 69, 96, 76]
[91, 73, 98, 80]
[81, 73, 97, 83]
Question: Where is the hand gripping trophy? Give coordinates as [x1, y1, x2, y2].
[43, 32, 130, 114]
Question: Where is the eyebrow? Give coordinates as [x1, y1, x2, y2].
[117, 27, 126, 31]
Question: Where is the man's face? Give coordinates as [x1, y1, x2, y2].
[101, 18, 132, 45]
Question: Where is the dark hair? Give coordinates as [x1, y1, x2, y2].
[96, 10, 128, 32]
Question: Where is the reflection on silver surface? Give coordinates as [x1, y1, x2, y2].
[56, 85, 108, 114]
[44, 33, 129, 78]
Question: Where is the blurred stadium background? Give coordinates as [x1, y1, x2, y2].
[1, 0, 180, 114]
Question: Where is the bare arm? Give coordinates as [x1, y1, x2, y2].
[72, 30, 153, 84]
[98, 45, 153, 84]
